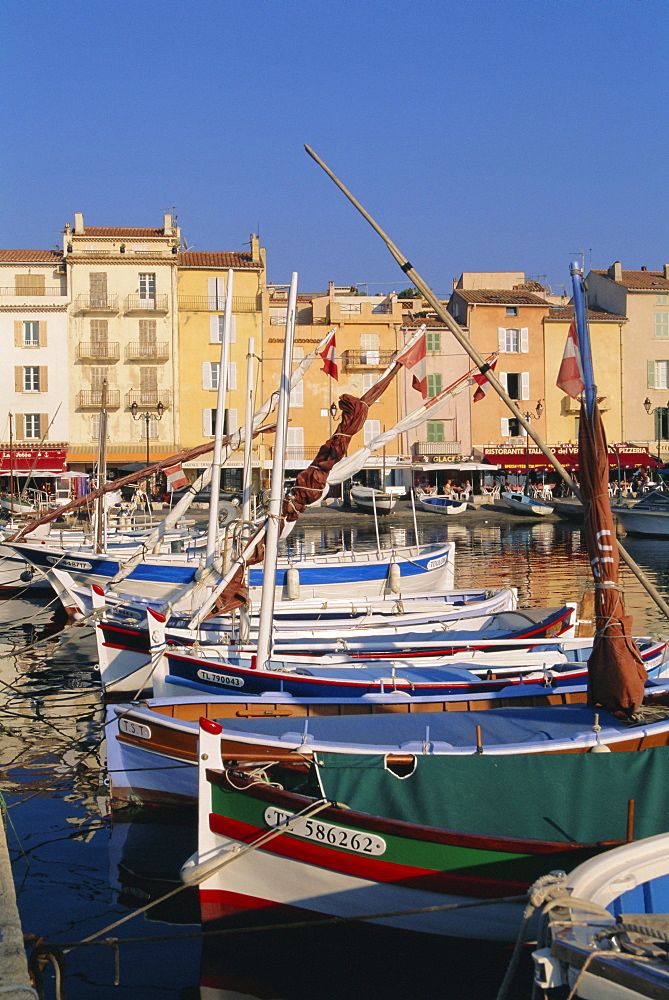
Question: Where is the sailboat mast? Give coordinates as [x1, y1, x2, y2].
[95, 380, 109, 553]
[206, 269, 233, 564]
[570, 262, 597, 422]
[241, 337, 255, 523]
[255, 272, 298, 669]
[8, 414, 14, 519]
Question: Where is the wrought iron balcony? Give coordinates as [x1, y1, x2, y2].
[125, 342, 170, 362]
[177, 294, 262, 312]
[77, 389, 121, 409]
[124, 294, 169, 313]
[413, 441, 462, 457]
[75, 294, 119, 312]
[125, 390, 171, 409]
[341, 350, 394, 370]
[0, 286, 66, 297]
[76, 342, 120, 361]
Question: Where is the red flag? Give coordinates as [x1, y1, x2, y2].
[319, 330, 338, 380]
[557, 320, 585, 399]
[164, 462, 189, 491]
[473, 357, 498, 402]
[397, 332, 427, 397]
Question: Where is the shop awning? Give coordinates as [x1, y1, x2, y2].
[0, 448, 67, 475]
[482, 444, 660, 471]
[414, 461, 500, 472]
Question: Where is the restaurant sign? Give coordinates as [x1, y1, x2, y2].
[482, 444, 659, 471]
[0, 448, 68, 474]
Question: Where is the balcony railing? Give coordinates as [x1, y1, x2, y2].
[270, 446, 319, 464]
[75, 294, 119, 312]
[125, 342, 169, 362]
[124, 294, 169, 313]
[0, 286, 66, 297]
[76, 342, 121, 362]
[177, 294, 262, 313]
[342, 350, 395, 370]
[125, 390, 171, 409]
[77, 389, 121, 409]
[413, 441, 462, 457]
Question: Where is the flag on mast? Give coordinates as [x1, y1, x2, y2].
[319, 330, 338, 380]
[557, 320, 585, 399]
[473, 357, 498, 402]
[164, 462, 189, 491]
[396, 330, 427, 397]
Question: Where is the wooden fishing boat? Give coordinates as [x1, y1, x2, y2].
[106, 653, 669, 809]
[182, 711, 669, 941]
[350, 486, 398, 515]
[498, 491, 553, 517]
[533, 833, 669, 998]
[416, 494, 468, 515]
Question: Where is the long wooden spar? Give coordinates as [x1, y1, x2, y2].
[9, 425, 275, 542]
[304, 143, 669, 623]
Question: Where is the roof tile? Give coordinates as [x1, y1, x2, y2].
[591, 269, 669, 291]
[0, 250, 62, 263]
[178, 250, 261, 269]
[453, 289, 549, 305]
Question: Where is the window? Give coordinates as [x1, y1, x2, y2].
[286, 427, 304, 448]
[89, 272, 108, 308]
[91, 367, 109, 390]
[498, 327, 528, 353]
[23, 367, 39, 391]
[657, 295, 668, 305]
[426, 330, 441, 352]
[341, 302, 361, 314]
[290, 379, 304, 407]
[139, 319, 157, 351]
[22, 321, 40, 346]
[363, 419, 380, 445]
[208, 277, 226, 310]
[506, 306, 519, 316]
[362, 373, 378, 394]
[426, 420, 444, 442]
[655, 313, 669, 340]
[427, 373, 442, 398]
[138, 273, 156, 303]
[210, 314, 237, 343]
[501, 417, 522, 437]
[15, 274, 45, 295]
[90, 319, 108, 347]
[202, 361, 237, 391]
[90, 414, 101, 440]
[361, 332, 380, 364]
[649, 360, 669, 390]
[24, 414, 41, 439]
[500, 371, 529, 400]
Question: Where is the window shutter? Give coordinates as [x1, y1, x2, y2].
[14, 367, 23, 392]
[498, 328, 506, 353]
[14, 321, 22, 347]
[520, 328, 529, 353]
[499, 372, 508, 393]
[40, 367, 48, 392]
[40, 413, 48, 436]
[648, 360, 657, 388]
[230, 316, 236, 342]
[521, 372, 530, 399]
[501, 417, 510, 437]
[39, 321, 47, 347]
[202, 362, 212, 390]
[15, 414, 24, 439]
[202, 409, 213, 436]
[227, 409, 238, 433]
[210, 315, 221, 343]
[227, 362, 237, 391]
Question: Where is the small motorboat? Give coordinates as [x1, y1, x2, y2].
[350, 485, 397, 514]
[498, 491, 553, 517]
[612, 489, 669, 537]
[417, 493, 468, 515]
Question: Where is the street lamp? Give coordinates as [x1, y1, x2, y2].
[522, 401, 543, 495]
[131, 400, 164, 501]
[643, 397, 669, 470]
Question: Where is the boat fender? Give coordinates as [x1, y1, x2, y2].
[387, 562, 401, 593]
[285, 566, 300, 601]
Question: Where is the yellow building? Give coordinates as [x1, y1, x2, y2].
[176, 239, 266, 491]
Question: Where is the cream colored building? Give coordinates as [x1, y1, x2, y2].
[176, 240, 266, 490]
[64, 213, 180, 471]
[0, 250, 70, 473]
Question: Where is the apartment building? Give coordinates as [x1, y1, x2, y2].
[64, 213, 180, 472]
[177, 239, 266, 491]
[0, 250, 69, 473]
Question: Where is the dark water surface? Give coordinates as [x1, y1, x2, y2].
[2, 519, 668, 999]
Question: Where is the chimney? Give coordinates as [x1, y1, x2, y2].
[641, 265, 647, 272]
[608, 261, 622, 282]
[328, 280, 335, 298]
[74, 212, 85, 235]
[250, 233, 260, 262]
[664, 265, 669, 280]
[163, 213, 173, 237]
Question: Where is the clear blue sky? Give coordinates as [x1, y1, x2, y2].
[3, 0, 667, 297]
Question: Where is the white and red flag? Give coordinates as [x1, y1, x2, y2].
[473, 356, 498, 402]
[556, 320, 585, 399]
[319, 330, 338, 380]
[164, 462, 189, 492]
[396, 330, 427, 398]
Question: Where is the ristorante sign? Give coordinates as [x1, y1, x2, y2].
[0, 448, 67, 474]
[482, 444, 659, 470]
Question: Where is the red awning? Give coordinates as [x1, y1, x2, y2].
[482, 444, 659, 471]
[0, 448, 67, 475]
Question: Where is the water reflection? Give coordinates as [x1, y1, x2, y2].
[1, 522, 669, 997]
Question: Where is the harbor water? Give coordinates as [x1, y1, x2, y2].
[2, 515, 669, 998]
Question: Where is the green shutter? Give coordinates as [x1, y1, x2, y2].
[648, 360, 657, 388]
